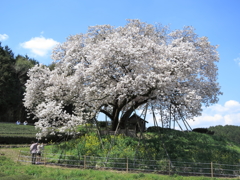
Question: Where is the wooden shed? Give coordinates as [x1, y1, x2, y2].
[120, 114, 148, 132]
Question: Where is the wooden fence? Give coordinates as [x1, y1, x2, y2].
[17, 150, 240, 178]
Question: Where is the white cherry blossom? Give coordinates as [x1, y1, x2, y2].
[24, 20, 221, 138]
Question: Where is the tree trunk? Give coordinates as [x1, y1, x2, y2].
[111, 110, 120, 131]
[111, 108, 134, 131]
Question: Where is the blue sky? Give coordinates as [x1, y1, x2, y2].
[1, 0, 240, 129]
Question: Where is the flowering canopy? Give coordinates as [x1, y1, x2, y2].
[24, 20, 221, 138]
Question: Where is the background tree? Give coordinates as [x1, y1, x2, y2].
[24, 20, 221, 138]
[0, 43, 38, 122]
[209, 125, 240, 144]
[0, 43, 16, 121]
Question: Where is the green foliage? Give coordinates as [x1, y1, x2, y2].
[49, 128, 240, 166]
[48, 62, 56, 71]
[209, 125, 240, 144]
[15, 55, 37, 86]
[0, 43, 38, 123]
[2, 122, 240, 165]
[0, 43, 17, 112]
[98, 121, 108, 128]
[161, 129, 240, 164]
[147, 126, 163, 132]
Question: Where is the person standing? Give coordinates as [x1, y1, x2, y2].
[36, 143, 44, 164]
[30, 141, 38, 164]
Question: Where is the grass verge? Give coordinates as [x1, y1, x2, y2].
[0, 148, 239, 180]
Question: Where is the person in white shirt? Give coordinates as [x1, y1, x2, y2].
[30, 141, 38, 164]
[36, 143, 44, 164]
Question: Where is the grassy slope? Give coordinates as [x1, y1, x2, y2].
[0, 123, 239, 179]
[1, 123, 240, 164]
[0, 123, 37, 137]
[44, 128, 240, 166]
[159, 128, 240, 163]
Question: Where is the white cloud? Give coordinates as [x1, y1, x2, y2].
[234, 56, 240, 66]
[224, 113, 240, 125]
[0, 34, 9, 41]
[20, 36, 59, 57]
[209, 100, 240, 113]
[189, 100, 240, 128]
[189, 114, 224, 128]
[145, 100, 240, 130]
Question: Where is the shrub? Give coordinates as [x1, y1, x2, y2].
[147, 126, 162, 132]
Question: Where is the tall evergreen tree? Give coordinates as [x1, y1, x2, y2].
[0, 43, 17, 119]
[0, 42, 38, 122]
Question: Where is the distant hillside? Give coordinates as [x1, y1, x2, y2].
[157, 128, 240, 164]
[209, 125, 240, 144]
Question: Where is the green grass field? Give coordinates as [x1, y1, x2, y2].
[0, 123, 239, 179]
[0, 149, 238, 180]
[0, 123, 37, 137]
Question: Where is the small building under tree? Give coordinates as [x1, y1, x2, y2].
[120, 114, 148, 132]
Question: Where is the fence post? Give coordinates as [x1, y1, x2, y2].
[211, 162, 213, 178]
[168, 160, 171, 175]
[84, 155, 86, 169]
[79, 155, 81, 168]
[44, 151, 46, 166]
[17, 150, 21, 162]
[126, 157, 128, 173]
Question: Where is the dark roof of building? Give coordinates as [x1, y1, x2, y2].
[128, 114, 148, 123]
